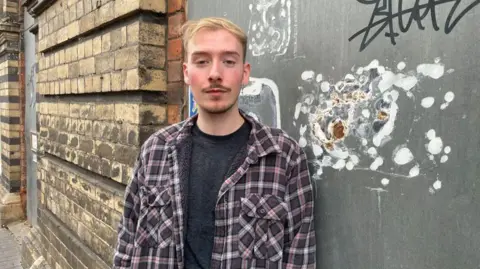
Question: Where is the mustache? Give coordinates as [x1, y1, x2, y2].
[202, 84, 231, 92]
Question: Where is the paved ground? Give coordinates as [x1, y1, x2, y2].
[0, 226, 22, 269]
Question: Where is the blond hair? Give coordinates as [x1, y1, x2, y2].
[180, 17, 248, 62]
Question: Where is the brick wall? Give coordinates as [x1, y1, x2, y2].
[0, 0, 24, 225]
[167, 0, 186, 120]
[19, 0, 181, 268]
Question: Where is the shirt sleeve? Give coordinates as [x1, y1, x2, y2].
[112, 154, 143, 268]
[283, 146, 316, 269]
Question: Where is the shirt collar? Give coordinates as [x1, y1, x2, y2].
[169, 109, 282, 158]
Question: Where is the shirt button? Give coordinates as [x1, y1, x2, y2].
[257, 208, 266, 215]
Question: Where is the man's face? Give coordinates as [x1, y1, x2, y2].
[183, 29, 251, 115]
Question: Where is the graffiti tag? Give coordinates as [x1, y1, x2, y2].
[349, 0, 479, 51]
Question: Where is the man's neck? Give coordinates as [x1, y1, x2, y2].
[196, 108, 245, 136]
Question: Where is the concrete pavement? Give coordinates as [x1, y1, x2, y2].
[0, 226, 22, 269]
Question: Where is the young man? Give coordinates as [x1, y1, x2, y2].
[113, 17, 316, 269]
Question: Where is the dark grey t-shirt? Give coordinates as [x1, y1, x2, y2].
[184, 121, 251, 269]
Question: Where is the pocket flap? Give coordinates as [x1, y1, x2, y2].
[139, 186, 172, 207]
[241, 194, 288, 221]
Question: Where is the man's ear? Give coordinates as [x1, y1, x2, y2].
[183, 62, 190, 84]
[242, 62, 251, 86]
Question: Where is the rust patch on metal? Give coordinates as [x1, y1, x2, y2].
[333, 121, 346, 139]
[377, 111, 389, 120]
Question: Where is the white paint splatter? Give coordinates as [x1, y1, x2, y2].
[367, 147, 378, 157]
[440, 155, 448, 163]
[373, 102, 398, 147]
[427, 137, 443, 155]
[417, 63, 445, 79]
[394, 75, 418, 91]
[312, 144, 323, 156]
[421, 97, 435, 108]
[440, 103, 448, 110]
[444, 146, 451, 154]
[362, 109, 371, 118]
[444, 91, 455, 102]
[393, 146, 414, 165]
[332, 159, 346, 170]
[320, 81, 330, 92]
[350, 155, 360, 165]
[301, 71, 315, 81]
[409, 165, 420, 177]
[370, 157, 384, 171]
[433, 180, 442, 190]
[346, 161, 354, 170]
[426, 129, 436, 140]
[294, 103, 302, 119]
[299, 125, 307, 136]
[299, 137, 307, 147]
[294, 58, 454, 186]
[381, 178, 390, 186]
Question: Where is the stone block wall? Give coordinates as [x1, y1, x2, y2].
[0, 0, 24, 225]
[18, 0, 186, 268]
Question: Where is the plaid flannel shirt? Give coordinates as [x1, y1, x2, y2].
[112, 111, 316, 269]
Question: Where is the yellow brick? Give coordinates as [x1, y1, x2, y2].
[93, 36, 102, 55]
[140, 104, 166, 124]
[59, 49, 65, 64]
[95, 104, 115, 121]
[111, 72, 123, 91]
[70, 103, 80, 118]
[63, 9, 70, 25]
[55, 81, 60, 94]
[76, 1, 84, 18]
[92, 75, 102, 92]
[58, 103, 70, 117]
[127, 21, 139, 44]
[140, 69, 167, 91]
[114, 0, 138, 18]
[84, 76, 93, 93]
[125, 69, 138, 90]
[77, 42, 85, 59]
[65, 79, 71, 94]
[71, 78, 78, 94]
[79, 57, 95, 76]
[115, 103, 139, 124]
[69, 4, 77, 22]
[67, 21, 80, 39]
[102, 33, 110, 53]
[71, 45, 78, 61]
[59, 80, 65, 94]
[55, 52, 60, 65]
[140, 0, 166, 13]
[97, 1, 114, 26]
[80, 12, 95, 34]
[85, 39, 93, 57]
[78, 77, 85, 93]
[139, 22, 166, 46]
[101, 73, 111, 92]
[114, 46, 138, 70]
[65, 47, 72, 63]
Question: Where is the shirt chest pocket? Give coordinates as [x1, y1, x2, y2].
[135, 186, 174, 248]
[238, 193, 288, 262]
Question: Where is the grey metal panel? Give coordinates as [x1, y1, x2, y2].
[188, 1, 480, 268]
[24, 7, 38, 226]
